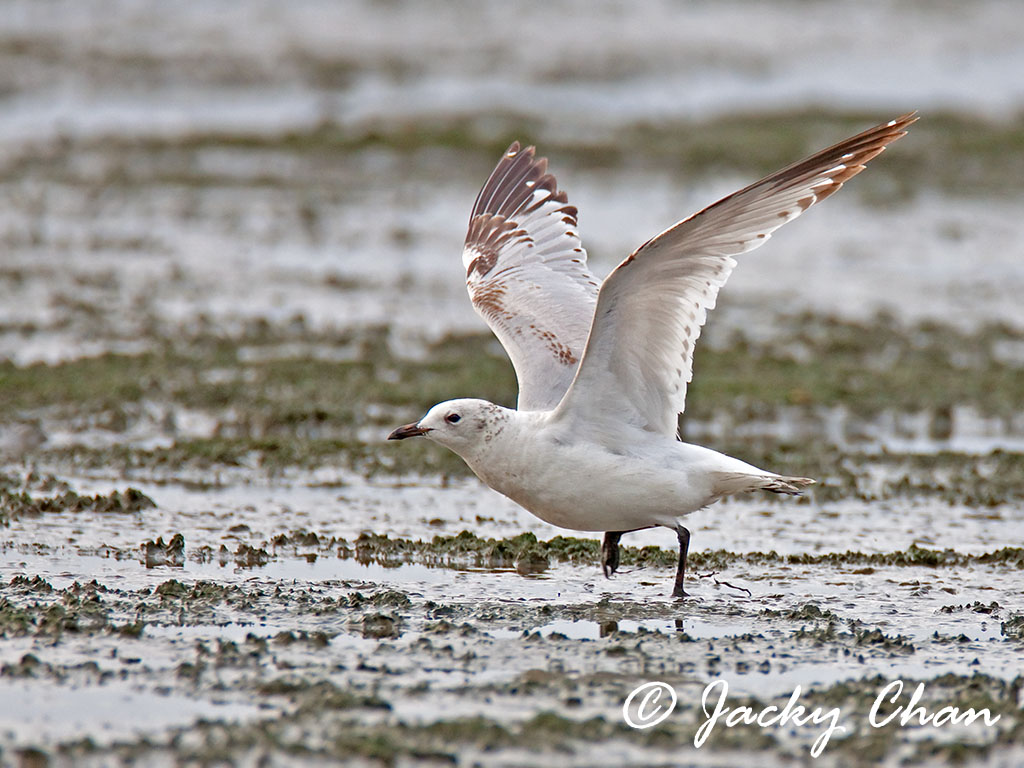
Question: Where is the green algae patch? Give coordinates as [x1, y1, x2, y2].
[4, 315, 1017, 423]
[0, 486, 154, 525]
[32, 108, 1024, 198]
[282, 680, 392, 713]
[7, 575, 54, 595]
[0, 585, 111, 640]
[0, 597, 34, 637]
[787, 545, 1024, 569]
[685, 313, 1024, 421]
[151, 579, 245, 605]
[38, 672, 1021, 766]
[0, 354, 160, 412]
[1002, 615, 1024, 641]
[346, 530, 600, 570]
[5, 315, 1023, 496]
[763, 602, 840, 623]
[142, 533, 185, 567]
[333, 531, 1024, 576]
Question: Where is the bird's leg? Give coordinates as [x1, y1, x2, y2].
[602, 531, 624, 578]
[672, 524, 691, 598]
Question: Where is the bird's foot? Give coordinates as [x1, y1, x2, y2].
[601, 531, 622, 579]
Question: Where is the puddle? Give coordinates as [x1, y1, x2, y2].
[0, 680, 266, 746]
[0, 549, 595, 608]
[527, 617, 753, 641]
[0, 550, 450, 592]
[229, 556, 452, 585]
[686, 404, 1024, 456]
[2, 525, 1022, 765]
[143, 622, 297, 643]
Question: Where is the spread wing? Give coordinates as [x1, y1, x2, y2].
[553, 113, 917, 438]
[463, 142, 600, 411]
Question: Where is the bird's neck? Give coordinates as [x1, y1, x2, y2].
[460, 408, 546, 491]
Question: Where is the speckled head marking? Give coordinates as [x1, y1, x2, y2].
[388, 399, 513, 460]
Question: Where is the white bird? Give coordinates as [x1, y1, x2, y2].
[390, 113, 916, 597]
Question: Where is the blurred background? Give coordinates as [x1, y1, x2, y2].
[2, 4, 1024, 764]
[2, 0, 1023, 367]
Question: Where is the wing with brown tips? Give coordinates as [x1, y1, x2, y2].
[554, 113, 917, 437]
[463, 143, 600, 410]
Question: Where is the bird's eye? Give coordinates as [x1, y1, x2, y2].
[445, 413, 461, 424]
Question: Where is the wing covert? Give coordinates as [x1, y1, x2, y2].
[463, 142, 600, 410]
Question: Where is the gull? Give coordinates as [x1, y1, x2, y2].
[389, 113, 916, 597]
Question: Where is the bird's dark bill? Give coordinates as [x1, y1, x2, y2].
[387, 423, 429, 440]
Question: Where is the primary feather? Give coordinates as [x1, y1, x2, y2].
[553, 113, 918, 438]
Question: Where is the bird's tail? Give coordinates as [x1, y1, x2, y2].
[710, 471, 815, 497]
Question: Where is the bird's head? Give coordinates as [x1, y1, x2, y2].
[388, 398, 507, 456]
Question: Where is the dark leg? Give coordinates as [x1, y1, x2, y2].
[672, 525, 691, 598]
[602, 531, 624, 578]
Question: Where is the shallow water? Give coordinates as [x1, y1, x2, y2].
[2, 5, 1024, 366]
[3, 474, 1023, 765]
[4, 169, 1024, 369]
[0, 681, 266, 747]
